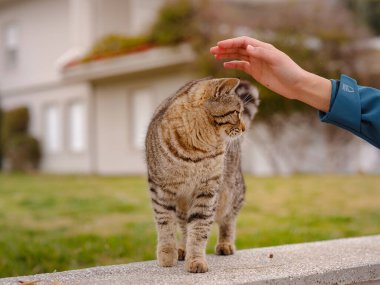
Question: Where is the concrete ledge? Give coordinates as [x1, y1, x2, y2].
[1, 235, 380, 285]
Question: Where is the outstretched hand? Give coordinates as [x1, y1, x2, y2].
[210, 36, 332, 112]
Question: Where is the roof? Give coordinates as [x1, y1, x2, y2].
[61, 44, 196, 82]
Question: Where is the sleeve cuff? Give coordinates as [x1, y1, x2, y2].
[319, 74, 361, 133]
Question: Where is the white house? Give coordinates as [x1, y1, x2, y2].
[0, 0, 197, 174]
[1, 0, 379, 175]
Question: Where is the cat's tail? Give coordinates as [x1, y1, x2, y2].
[236, 80, 260, 129]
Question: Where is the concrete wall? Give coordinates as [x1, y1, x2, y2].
[242, 114, 380, 175]
[93, 67, 194, 175]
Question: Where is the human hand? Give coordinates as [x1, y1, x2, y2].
[210, 36, 331, 112]
[210, 37, 308, 100]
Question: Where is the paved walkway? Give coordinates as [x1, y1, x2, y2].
[1, 235, 380, 285]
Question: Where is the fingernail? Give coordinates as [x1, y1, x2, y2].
[247, 45, 255, 51]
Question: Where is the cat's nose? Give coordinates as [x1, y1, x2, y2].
[240, 122, 246, 132]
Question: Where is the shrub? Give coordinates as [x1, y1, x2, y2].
[82, 34, 151, 63]
[5, 134, 41, 171]
[149, 0, 195, 45]
[0, 109, 3, 170]
[76, 0, 195, 67]
[1, 106, 29, 142]
[2, 107, 41, 172]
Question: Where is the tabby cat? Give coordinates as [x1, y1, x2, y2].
[145, 78, 259, 273]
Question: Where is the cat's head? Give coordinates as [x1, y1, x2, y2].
[202, 78, 247, 141]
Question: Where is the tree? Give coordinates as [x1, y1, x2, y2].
[346, 0, 380, 35]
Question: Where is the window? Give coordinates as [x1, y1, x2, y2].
[131, 89, 154, 149]
[68, 102, 86, 152]
[3, 22, 19, 68]
[44, 105, 62, 153]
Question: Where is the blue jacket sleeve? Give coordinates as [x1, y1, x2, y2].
[319, 74, 380, 149]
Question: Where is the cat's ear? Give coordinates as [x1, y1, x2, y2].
[215, 78, 240, 97]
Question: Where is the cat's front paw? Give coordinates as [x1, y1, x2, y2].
[157, 245, 178, 267]
[185, 258, 208, 273]
[178, 247, 186, 261]
[215, 243, 235, 255]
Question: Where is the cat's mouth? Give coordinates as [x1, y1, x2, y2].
[224, 127, 244, 139]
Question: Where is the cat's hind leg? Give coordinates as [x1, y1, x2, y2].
[150, 184, 178, 267]
[176, 197, 188, 261]
[216, 217, 236, 255]
[176, 210, 187, 261]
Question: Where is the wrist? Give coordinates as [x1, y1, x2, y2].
[293, 71, 332, 112]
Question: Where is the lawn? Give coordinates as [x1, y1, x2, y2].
[0, 174, 379, 278]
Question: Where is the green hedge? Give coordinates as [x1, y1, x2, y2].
[1, 106, 29, 142]
[6, 134, 41, 171]
[81, 0, 194, 63]
[0, 109, 3, 169]
[82, 34, 151, 63]
[1, 107, 41, 172]
[149, 0, 194, 45]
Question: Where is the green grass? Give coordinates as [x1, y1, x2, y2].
[0, 174, 379, 278]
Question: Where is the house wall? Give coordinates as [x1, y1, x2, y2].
[93, 67, 194, 175]
[92, 0, 164, 38]
[0, 0, 165, 93]
[0, 0, 70, 92]
[0, 0, 167, 174]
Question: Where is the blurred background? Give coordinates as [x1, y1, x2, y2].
[1, 0, 380, 175]
[0, 0, 379, 278]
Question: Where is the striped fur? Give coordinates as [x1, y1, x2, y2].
[145, 78, 259, 273]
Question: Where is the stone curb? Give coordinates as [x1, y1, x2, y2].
[1, 235, 380, 285]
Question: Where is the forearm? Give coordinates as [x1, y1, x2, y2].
[293, 71, 332, 113]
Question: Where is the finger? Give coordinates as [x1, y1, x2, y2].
[217, 36, 271, 49]
[210, 46, 219, 54]
[212, 47, 250, 56]
[223, 61, 251, 73]
[215, 53, 250, 62]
